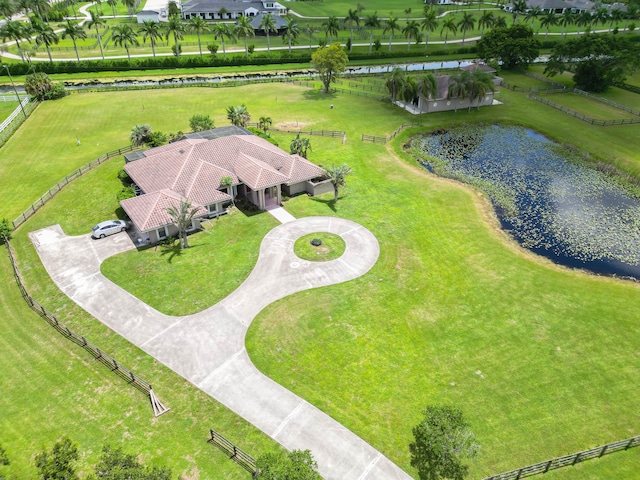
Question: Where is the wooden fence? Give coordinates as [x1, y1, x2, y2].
[483, 435, 640, 480]
[12, 144, 140, 229]
[0, 96, 30, 133]
[613, 82, 640, 95]
[528, 94, 640, 126]
[573, 88, 640, 116]
[361, 122, 423, 144]
[4, 240, 169, 417]
[208, 428, 257, 476]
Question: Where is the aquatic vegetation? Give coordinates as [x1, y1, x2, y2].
[409, 125, 640, 279]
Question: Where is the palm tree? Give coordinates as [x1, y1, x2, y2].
[60, 20, 86, 62]
[258, 116, 272, 134]
[344, 8, 359, 51]
[290, 133, 312, 158]
[87, 11, 106, 60]
[525, 6, 542, 28]
[575, 11, 591, 35]
[305, 23, 317, 53]
[218, 6, 228, 19]
[226, 104, 250, 127]
[122, 0, 135, 19]
[282, 16, 299, 53]
[440, 17, 457, 50]
[322, 15, 339, 44]
[106, 0, 117, 17]
[130, 124, 151, 146]
[608, 8, 624, 33]
[111, 24, 139, 62]
[383, 13, 399, 52]
[559, 10, 574, 39]
[421, 7, 438, 52]
[447, 71, 469, 113]
[540, 11, 557, 40]
[0, 20, 29, 61]
[466, 67, 494, 111]
[166, 16, 186, 60]
[511, 0, 527, 24]
[364, 12, 380, 53]
[478, 10, 494, 35]
[494, 16, 507, 28]
[260, 12, 277, 54]
[32, 20, 58, 63]
[166, 199, 201, 249]
[402, 20, 420, 51]
[385, 67, 405, 102]
[214, 22, 236, 58]
[188, 16, 209, 58]
[236, 15, 254, 58]
[30, 0, 49, 22]
[401, 74, 419, 103]
[0, 0, 16, 20]
[592, 7, 609, 31]
[140, 19, 162, 57]
[419, 72, 438, 102]
[324, 163, 352, 202]
[457, 12, 475, 44]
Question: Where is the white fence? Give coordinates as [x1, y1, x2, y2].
[0, 94, 27, 102]
[0, 96, 30, 134]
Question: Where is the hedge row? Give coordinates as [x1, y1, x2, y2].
[0, 44, 490, 76]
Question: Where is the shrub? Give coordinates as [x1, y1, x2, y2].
[146, 131, 167, 147]
[189, 114, 214, 132]
[247, 44, 255, 54]
[207, 43, 219, 54]
[117, 185, 136, 201]
[0, 218, 12, 243]
[247, 127, 279, 146]
[117, 169, 133, 185]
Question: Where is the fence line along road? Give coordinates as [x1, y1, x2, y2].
[528, 94, 640, 126]
[4, 240, 169, 417]
[12, 144, 141, 229]
[208, 428, 257, 476]
[484, 435, 640, 480]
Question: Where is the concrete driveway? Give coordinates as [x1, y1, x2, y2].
[30, 216, 412, 480]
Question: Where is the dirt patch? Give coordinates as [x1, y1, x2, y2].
[276, 121, 313, 131]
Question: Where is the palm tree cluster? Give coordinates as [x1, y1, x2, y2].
[447, 67, 495, 112]
[226, 104, 251, 127]
[385, 67, 438, 105]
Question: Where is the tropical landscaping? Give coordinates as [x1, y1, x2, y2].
[0, 61, 639, 480]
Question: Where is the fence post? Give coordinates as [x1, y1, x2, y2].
[599, 445, 608, 457]
[543, 459, 553, 472]
[626, 438, 634, 449]
[572, 452, 581, 465]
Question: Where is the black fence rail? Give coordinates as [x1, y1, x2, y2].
[362, 122, 423, 144]
[483, 435, 640, 480]
[523, 71, 567, 90]
[208, 428, 257, 476]
[573, 88, 640, 116]
[4, 240, 169, 417]
[528, 94, 640, 126]
[613, 82, 640, 95]
[245, 123, 346, 140]
[501, 82, 566, 94]
[12, 144, 140, 229]
[329, 86, 389, 101]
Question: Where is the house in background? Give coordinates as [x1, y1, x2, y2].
[120, 127, 329, 243]
[181, 0, 286, 21]
[503, 0, 627, 14]
[136, 0, 178, 22]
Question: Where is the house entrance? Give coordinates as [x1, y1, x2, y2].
[265, 186, 278, 208]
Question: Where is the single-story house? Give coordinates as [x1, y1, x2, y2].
[181, 0, 286, 21]
[120, 126, 330, 243]
[395, 65, 496, 115]
[136, 0, 178, 22]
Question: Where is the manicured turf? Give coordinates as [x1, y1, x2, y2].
[539, 92, 639, 120]
[3, 75, 640, 479]
[294, 232, 346, 261]
[102, 209, 279, 316]
[0, 100, 19, 121]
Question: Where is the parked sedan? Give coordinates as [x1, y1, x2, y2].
[91, 220, 127, 239]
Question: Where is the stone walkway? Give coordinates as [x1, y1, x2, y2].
[30, 216, 412, 480]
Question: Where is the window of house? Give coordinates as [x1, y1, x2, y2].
[157, 227, 167, 239]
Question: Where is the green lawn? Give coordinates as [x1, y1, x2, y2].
[3, 76, 640, 479]
[102, 208, 279, 316]
[0, 100, 19, 121]
[539, 92, 640, 120]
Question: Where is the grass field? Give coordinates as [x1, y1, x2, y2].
[2, 75, 640, 479]
[0, 100, 19, 121]
[539, 92, 640, 120]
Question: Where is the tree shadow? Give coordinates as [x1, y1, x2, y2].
[159, 240, 182, 263]
[302, 90, 338, 101]
[309, 196, 339, 213]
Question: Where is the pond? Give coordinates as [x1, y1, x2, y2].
[408, 125, 640, 280]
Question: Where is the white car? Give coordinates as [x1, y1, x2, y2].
[91, 220, 127, 239]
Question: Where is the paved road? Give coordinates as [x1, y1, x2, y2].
[30, 217, 413, 480]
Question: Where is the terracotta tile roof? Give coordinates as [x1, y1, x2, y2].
[120, 189, 209, 232]
[121, 132, 326, 232]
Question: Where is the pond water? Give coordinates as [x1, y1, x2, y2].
[409, 125, 640, 280]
